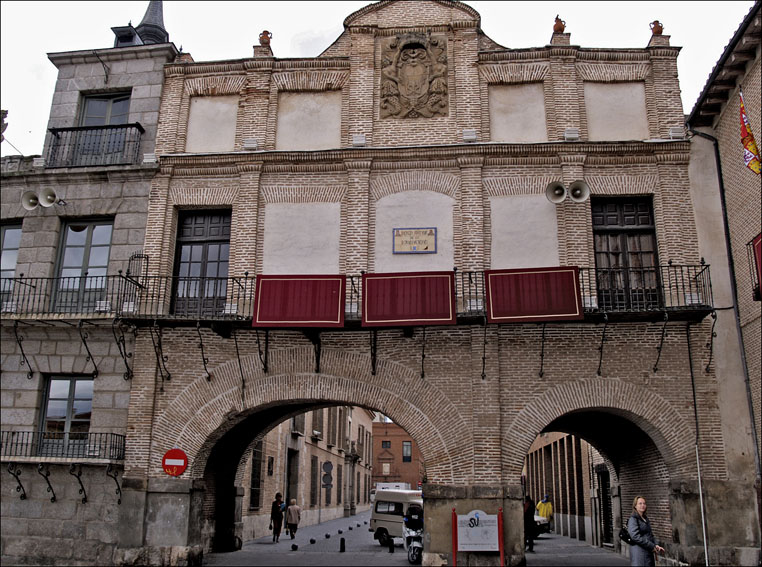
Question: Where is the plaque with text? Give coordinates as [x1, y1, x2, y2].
[456, 510, 499, 551]
[393, 227, 437, 254]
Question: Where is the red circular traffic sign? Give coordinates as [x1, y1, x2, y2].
[162, 448, 188, 477]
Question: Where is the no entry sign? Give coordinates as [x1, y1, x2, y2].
[162, 448, 188, 477]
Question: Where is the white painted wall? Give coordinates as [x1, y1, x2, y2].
[489, 195, 559, 268]
[185, 95, 238, 152]
[275, 91, 342, 150]
[374, 191, 454, 273]
[262, 203, 340, 274]
[584, 82, 649, 141]
[489, 84, 548, 143]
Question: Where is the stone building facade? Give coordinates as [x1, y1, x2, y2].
[1, 1, 760, 566]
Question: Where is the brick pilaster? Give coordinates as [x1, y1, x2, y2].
[343, 160, 372, 274]
[457, 156, 485, 270]
[232, 163, 263, 275]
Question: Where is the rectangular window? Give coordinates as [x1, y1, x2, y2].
[328, 406, 337, 446]
[249, 441, 264, 509]
[337, 465, 343, 505]
[40, 375, 93, 456]
[357, 471, 361, 503]
[375, 500, 404, 515]
[592, 197, 659, 311]
[267, 456, 274, 476]
[1, 224, 22, 306]
[382, 440, 391, 449]
[173, 211, 231, 317]
[55, 220, 113, 312]
[310, 456, 318, 507]
[75, 93, 132, 165]
[402, 441, 412, 463]
[312, 409, 324, 438]
[292, 413, 305, 435]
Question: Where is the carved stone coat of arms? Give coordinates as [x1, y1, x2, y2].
[380, 33, 448, 119]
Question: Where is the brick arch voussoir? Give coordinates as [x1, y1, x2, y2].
[502, 378, 694, 480]
[153, 347, 470, 484]
[370, 171, 459, 201]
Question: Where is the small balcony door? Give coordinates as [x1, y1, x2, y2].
[592, 198, 660, 311]
[55, 221, 112, 312]
[173, 211, 231, 317]
[75, 94, 131, 165]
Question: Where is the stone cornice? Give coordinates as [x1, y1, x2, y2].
[158, 141, 691, 173]
[0, 164, 159, 185]
[165, 57, 350, 77]
[479, 47, 653, 64]
[48, 43, 178, 67]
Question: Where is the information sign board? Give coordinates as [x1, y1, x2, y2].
[456, 509, 499, 551]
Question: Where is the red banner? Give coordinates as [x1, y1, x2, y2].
[362, 271, 456, 327]
[252, 275, 345, 328]
[485, 266, 583, 323]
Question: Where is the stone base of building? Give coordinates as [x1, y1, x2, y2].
[113, 546, 204, 567]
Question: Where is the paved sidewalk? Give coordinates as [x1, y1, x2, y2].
[527, 532, 629, 566]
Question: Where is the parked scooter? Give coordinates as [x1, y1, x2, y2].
[403, 502, 424, 564]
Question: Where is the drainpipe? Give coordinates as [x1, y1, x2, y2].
[686, 325, 710, 567]
[686, 127, 762, 544]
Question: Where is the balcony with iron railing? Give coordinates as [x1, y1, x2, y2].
[0, 265, 713, 325]
[0, 430, 125, 462]
[45, 123, 145, 168]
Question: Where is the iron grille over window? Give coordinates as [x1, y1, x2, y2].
[310, 456, 318, 507]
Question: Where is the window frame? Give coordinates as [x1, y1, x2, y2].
[1, 223, 22, 302]
[38, 375, 94, 457]
[402, 440, 412, 463]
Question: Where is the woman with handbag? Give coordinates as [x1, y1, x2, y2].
[270, 492, 284, 543]
[626, 496, 665, 566]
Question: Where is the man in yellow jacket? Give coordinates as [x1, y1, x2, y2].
[536, 494, 553, 532]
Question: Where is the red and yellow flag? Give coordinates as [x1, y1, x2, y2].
[740, 90, 761, 175]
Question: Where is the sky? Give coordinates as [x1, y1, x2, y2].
[0, 0, 755, 157]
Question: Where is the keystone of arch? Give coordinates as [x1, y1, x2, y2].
[152, 347, 472, 484]
[502, 378, 695, 479]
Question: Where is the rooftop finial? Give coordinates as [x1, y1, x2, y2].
[136, 0, 169, 44]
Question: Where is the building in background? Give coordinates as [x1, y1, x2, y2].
[371, 414, 424, 490]
[1, 1, 760, 565]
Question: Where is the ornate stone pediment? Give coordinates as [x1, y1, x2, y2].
[380, 33, 448, 119]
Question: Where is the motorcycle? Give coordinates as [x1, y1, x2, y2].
[403, 502, 424, 564]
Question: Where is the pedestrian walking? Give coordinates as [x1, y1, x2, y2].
[626, 496, 665, 566]
[286, 498, 302, 539]
[524, 495, 536, 552]
[270, 492, 284, 543]
[536, 494, 554, 532]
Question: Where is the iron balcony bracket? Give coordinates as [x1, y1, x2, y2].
[255, 329, 269, 373]
[112, 318, 134, 380]
[538, 323, 547, 378]
[597, 313, 609, 376]
[232, 329, 246, 408]
[69, 463, 87, 504]
[420, 327, 427, 380]
[13, 321, 34, 380]
[149, 322, 171, 391]
[7, 462, 26, 500]
[370, 330, 378, 376]
[196, 321, 212, 382]
[78, 320, 99, 379]
[481, 317, 488, 380]
[37, 463, 56, 503]
[705, 311, 718, 373]
[106, 464, 122, 505]
[653, 313, 669, 372]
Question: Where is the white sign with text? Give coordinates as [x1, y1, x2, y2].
[457, 509, 499, 551]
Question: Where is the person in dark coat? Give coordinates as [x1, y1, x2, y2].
[270, 492, 284, 543]
[523, 495, 536, 552]
[627, 496, 665, 566]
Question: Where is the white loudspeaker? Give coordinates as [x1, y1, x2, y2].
[568, 180, 590, 203]
[21, 191, 39, 211]
[545, 181, 567, 204]
[39, 187, 58, 207]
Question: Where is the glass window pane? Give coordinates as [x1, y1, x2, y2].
[66, 225, 89, 245]
[46, 400, 68, 420]
[220, 243, 230, 261]
[69, 421, 90, 434]
[190, 263, 201, 277]
[49, 379, 70, 399]
[63, 247, 85, 268]
[1, 249, 18, 271]
[91, 224, 112, 246]
[45, 420, 66, 434]
[191, 246, 203, 262]
[208, 245, 219, 262]
[61, 268, 82, 280]
[3, 228, 22, 249]
[72, 400, 92, 419]
[74, 380, 93, 398]
[206, 264, 218, 278]
[88, 246, 109, 268]
[180, 246, 190, 262]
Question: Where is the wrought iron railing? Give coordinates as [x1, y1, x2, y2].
[0, 265, 712, 321]
[45, 123, 144, 168]
[0, 430, 125, 460]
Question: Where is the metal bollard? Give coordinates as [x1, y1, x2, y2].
[340, 537, 346, 553]
[388, 538, 395, 553]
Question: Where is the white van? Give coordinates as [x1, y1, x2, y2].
[369, 489, 423, 546]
